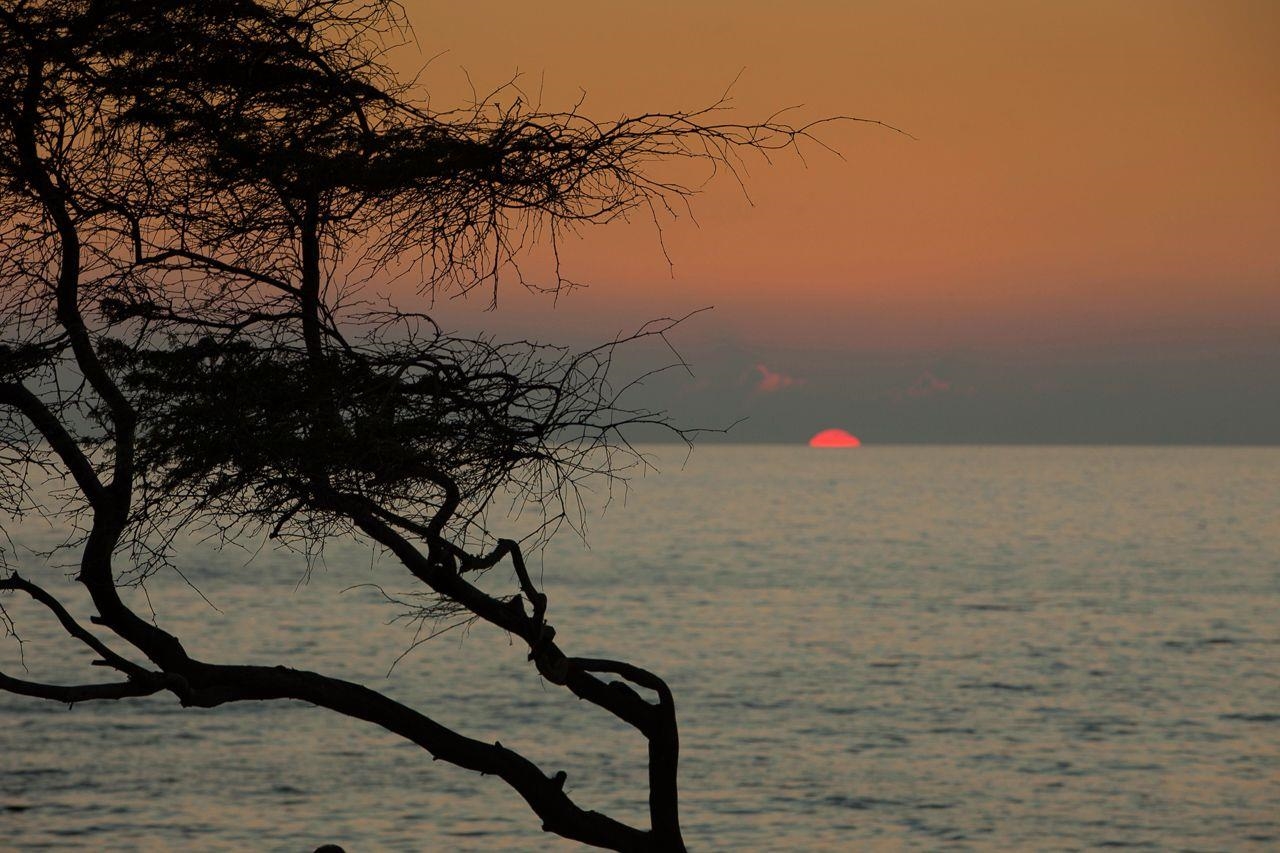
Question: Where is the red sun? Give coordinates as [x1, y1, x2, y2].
[808, 428, 862, 448]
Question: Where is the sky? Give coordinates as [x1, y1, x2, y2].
[390, 0, 1279, 444]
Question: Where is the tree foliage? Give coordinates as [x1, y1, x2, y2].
[0, 1, 837, 848]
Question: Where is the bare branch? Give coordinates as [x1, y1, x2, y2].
[0, 571, 146, 677]
[0, 671, 168, 704]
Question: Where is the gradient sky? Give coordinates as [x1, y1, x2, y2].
[392, 1, 1279, 443]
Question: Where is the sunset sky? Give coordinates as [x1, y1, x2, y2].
[396, 1, 1278, 443]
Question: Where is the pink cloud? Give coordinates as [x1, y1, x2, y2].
[754, 363, 804, 393]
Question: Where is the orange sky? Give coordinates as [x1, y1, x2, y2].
[396, 0, 1279, 354]
[377, 2, 1280, 442]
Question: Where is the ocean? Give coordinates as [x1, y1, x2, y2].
[1, 446, 1277, 850]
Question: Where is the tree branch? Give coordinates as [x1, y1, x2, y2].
[0, 382, 106, 507]
[167, 660, 655, 850]
[0, 671, 169, 704]
[0, 571, 147, 677]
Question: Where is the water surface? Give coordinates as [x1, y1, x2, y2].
[2, 447, 1277, 850]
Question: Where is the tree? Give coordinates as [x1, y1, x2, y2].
[0, 2, 840, 849]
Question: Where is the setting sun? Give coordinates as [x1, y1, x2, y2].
[808, 428, 862, 448]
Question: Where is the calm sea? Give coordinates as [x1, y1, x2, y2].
[1, 446, 1277, 851]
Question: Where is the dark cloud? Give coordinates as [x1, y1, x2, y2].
[890, 370, 975, 402]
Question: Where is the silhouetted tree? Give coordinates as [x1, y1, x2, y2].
[0, 2, 841, 848]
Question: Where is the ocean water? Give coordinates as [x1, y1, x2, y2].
[1, 446, 1277, 851]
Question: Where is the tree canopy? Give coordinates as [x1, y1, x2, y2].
[0, 1, 837, 848]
